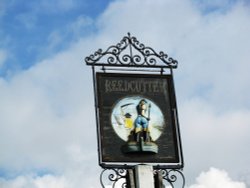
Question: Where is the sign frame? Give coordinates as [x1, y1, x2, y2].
[94, 72, 183, 169]
[85, 33, 184, 170]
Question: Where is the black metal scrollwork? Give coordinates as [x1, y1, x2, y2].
[100, 168, 127, 188]
[154, 169, 185, 188]
[100, 168, 185, 188]
[85, 33, 178, 68]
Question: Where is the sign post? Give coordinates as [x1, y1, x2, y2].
[135, 165, 154, 188]
[85, 33, 185, 187]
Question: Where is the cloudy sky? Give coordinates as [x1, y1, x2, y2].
[0, 0, 250, 187]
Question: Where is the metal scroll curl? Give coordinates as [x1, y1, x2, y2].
[100, 168, 127, 188]
[85, 33, 178, 68]
[154, 169, 185, 188]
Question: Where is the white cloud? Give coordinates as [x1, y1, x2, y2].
[180, 98, 250, 183]
[69, 15, 94, 35]
[44, 15, 94, 55]
[191, 0, 237, 13]
[0, 172, 99, 188]
[188, 167, 246, 188]
[93, 0, 250, 184]
[47, 31, 64, 51]
[0, 167, 246, 188]
[0, 39, 97, 172]
[0, 175, 69, 188]
[96, 0, 250, 112]
[0, 0, 250, 187]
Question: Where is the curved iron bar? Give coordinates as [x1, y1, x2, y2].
[154, 169, 185, 188]
[100, 168, 127, 188]
[100, 167, 185, 188]
[154, 169, 186, 188]
[85, 33, 178, 68]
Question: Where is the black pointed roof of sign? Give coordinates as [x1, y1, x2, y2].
[85, 33, 178, 69]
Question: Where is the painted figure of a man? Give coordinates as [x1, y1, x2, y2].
[134, 99, 151, 142]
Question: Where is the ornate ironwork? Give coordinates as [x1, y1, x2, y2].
[100, 167, 185, 188]
[85, 33, 178, 69]
[100, 168, 127, 188]
[154, 169, 185, 188]
[86, 33, 184, 187]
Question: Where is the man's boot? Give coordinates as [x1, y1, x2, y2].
[145, 131, 150, 142]
[136, 132, 141, 142]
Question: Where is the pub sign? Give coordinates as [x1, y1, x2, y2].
[96, 73, 183, 168]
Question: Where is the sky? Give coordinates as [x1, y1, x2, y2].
[0, 0, 250, 187]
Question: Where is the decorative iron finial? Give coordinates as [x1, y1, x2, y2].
[85, 33, 178, 68]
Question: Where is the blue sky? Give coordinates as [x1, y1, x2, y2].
[0, 0, 111, 77]
[0, 0, 242, 77]
[0, 0, 250, 187]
